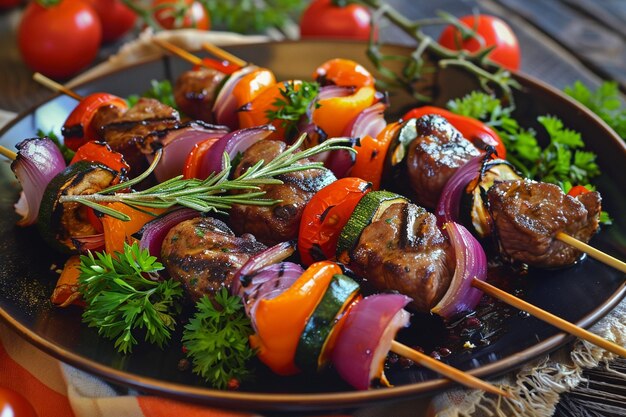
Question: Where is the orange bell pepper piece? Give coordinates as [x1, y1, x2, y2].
[50, 255, 84, 307]
[233, 68, 276, 125]
[313, 86, 376, 138]
[101, 202, 166, 255]
[313, 58, 375, 88]
[250, 261, 342, 375]
[349, 121, 402, 189]
[238, 80, 302, 141]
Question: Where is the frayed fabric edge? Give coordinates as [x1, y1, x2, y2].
[429, 297, 626, 417]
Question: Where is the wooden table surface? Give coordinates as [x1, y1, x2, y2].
[0, 1, 624, 416]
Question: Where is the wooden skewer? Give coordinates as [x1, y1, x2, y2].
[390, 340, 510, 397]
[557, 232, 626, 274]
[32, 72, 82, 101]
[152, 38, 204, 66]
[0, 145, 17, 160]
[201, 42, 247, 67]
[472, 278, 626, 358]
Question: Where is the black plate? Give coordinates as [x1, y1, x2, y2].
[0, 41, 625, 412]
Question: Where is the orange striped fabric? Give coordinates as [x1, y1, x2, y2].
[0, 323, 353, 417]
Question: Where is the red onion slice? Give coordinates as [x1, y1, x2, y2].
[324, 136, 358, 179]
[135, 208, 199, 258]
[231, 240, 296, 296]
[431, 221, 487, 319]
[202, 124, 275, 177]
[147, 125, 229, 182]
[332, 293, 411, 390]
[213, 65, 257, 129]
[71, 233, 105, 253]
[241, 262, 304, 331]
[343, 102, 388, 139]
[11, 137, 66, 226]
[435, 156, 483, 226]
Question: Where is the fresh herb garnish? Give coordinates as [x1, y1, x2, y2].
[127, 79, 178, 110]
[266, 81, 319, 142]
[59, 134, 353, 220]
[448, 92, 611, 224]
[36, 129, 75, 163]
[200, 0, 304, 34]
[564, 81, 626, 140]
[78, 242, 183, 354]
[447, 92, 600, 188]
[182, 288, 256, 389]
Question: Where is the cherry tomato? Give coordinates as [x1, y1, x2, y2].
[17, 0, 102, 79]
[300, 0, 373, 41]
[314, 58, 374, 88]
[567, 185, 591, 197]
[152, 0, 210, 30]
[85, 0, 137, 43]
[62, 92, 128, 151]
[298, 177, 372, 266]
[0, 387, 38, 417]
[438, 14, 520, 71]
[402, 106, 507, 159]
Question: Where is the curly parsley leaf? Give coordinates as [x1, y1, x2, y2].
[266, 80, 319, 141]
[182, 288, 256, 389]
[78, 242, 183, 354]
[564, 81, 626, 139]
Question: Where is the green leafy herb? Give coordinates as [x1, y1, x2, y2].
[266, 81, 320, 142]
[182, 288, 256, 389]
[447, 92, 611, 223]
[78, 242, 183, 354]
[37, 129, 75, 164]
[127, 79, 178, 110]
[447, 92, 600, 187]
[564, 81, 626, 139]
[199, 0, 304, 33]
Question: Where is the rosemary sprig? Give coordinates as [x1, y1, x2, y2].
[59, 135, 353, 221]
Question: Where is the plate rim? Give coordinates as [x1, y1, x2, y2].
[1, 40, 625, 411]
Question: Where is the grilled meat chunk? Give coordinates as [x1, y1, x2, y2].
[161, 216, 266, 301]
[406, 115, 481, 209]
[350, 202, 454, 313]
[228, 140, 336, 245]
[92, 98, 180, 176]
[174, 67, 226, 123]
[487, 179, 602, 268]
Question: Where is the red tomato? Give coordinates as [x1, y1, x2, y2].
[152, 0, 210, 30]
[438, 14, 520, 71]
[85, 0, 137, 43]
[298, 177, 371, 266]
[17, 0, 102, 79]
[300, 0, 373, 41]
[0, 387, 38, 417]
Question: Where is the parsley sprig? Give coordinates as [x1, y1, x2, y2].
[266, 81, 320, 142]
[564, 81, 626, 140]
[127, 79, 178, 111]
[447, 92, 600, 188]
[78, 242, 183, 354]
[182, 288, 256, 389]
